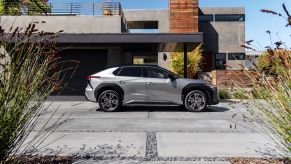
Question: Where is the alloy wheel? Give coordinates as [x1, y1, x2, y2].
[99, 90, 120, 112]
[185, 90, 207, 112]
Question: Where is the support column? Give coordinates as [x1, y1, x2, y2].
[184, 43, 188, 78]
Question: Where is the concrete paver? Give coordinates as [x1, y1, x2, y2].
[23, 98, 286, 163]
[34, 118, 254, 133]
[156, 132, 281, 158]
[24, 132, 146, 157]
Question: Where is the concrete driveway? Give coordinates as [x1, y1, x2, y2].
[23, 96, 283, 163]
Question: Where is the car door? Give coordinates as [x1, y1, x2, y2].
[145, 66, 180, 104]
[114, 66, 147, 104]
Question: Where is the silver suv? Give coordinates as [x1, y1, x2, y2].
[85, 65, 219, 112]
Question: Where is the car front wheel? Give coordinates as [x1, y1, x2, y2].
[98, 90, 121, 112]
[184, 90, 207, 112]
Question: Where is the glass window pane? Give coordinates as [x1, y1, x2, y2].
[133, 56, 158, 65]
[127, 21, 159, 29]
[215, 14, 245, 22]
[118, 67, 142, 77]
[228, 53, 246, 60]
[199, 14, 214, 22]
[146, 67, 169, 79]
[215, 53, 226, 70]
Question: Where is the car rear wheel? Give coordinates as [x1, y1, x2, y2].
[184, 90, 207, 112]
[98, 90, 121, 112]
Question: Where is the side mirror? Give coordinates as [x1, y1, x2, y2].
[168, 74, 176, 81]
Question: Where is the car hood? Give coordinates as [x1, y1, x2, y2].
[178, 78, 206, 84]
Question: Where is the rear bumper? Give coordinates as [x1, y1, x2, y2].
[85, 87, 96, 102]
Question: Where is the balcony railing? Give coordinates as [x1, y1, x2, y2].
[4, 2, 122, 16]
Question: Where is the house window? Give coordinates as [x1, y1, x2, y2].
[215, 14, 245, 22]
[133, 56, 158, 65]
[127, 21, 159, 33]
[228, 53, 246, 60]
[199, 14, 214, 22]
[215, 53, 226, 69]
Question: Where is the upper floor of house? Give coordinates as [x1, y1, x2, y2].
[0, 0, 245, 34]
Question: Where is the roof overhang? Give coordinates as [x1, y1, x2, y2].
[55, 33, 203, 44]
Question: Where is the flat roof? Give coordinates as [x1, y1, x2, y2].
[55, 33, 203, 44]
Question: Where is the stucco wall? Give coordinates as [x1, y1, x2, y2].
[200, 7, 245, 15]
[199, 7, 245, 70]
[123, 9, 170, 33]
[0, 16, 122, 33]
[201, 22, 245, 53]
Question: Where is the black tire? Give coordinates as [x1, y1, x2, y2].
[184, 90, 207, 112]
[98, 90, 121, 112]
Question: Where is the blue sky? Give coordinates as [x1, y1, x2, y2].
[49, 0, 291, 50]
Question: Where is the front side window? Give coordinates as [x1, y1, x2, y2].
[146, 67, 169, 79]
[118, 67, 142, 77]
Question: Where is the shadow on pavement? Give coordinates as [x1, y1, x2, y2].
[115, 106, 230, 113]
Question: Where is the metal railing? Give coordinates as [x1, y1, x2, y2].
[4, 2, 122, 16]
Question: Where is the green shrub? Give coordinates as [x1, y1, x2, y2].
[218, 88, 231, 99]
[233, 90, 249, 99]
[170, 44, 203, 78]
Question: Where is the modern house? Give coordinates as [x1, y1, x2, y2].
[0, 0, 245, 94]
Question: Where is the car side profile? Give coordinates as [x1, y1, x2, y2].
[85, 65, 219, 112]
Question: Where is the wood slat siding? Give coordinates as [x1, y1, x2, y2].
[170, 0, 199, 32]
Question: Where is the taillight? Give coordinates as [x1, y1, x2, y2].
[86, 76, 100, 80]
[86, 76, 100, 89]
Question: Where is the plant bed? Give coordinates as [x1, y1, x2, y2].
[227, 157, 291, 164]
[7, 155, 75, 164]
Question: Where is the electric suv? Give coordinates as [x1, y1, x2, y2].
[85, 65, 219, 112]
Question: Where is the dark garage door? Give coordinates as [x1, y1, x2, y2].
[59, 49, 107, 95]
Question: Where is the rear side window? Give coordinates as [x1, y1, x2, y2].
[112, 68, 121, 75]
[118, 67, 142, 77]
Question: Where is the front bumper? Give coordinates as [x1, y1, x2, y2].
[210, 87, 219, 105]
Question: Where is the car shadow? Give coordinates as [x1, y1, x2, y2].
[115, 105, 230, 113]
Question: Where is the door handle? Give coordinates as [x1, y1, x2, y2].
[119, 81, 125, 84]
[147, 82, 155, 86]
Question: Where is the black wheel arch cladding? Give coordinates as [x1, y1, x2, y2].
[95, 83, 124, 101]
[181, 84, 211, 104]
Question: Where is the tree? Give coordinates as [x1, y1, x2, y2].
[0, 0, 49, 15]
[170, 44, 203, 79]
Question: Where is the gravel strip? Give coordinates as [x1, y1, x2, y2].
[75, 156, 228, 162]
[145, 132, 158, 160]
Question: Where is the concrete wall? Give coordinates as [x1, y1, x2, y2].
[0, 16, 122, 33]
[123, 9, 170, 33]
[199, 7, 245, 70]
[200, 7, 245, 15]
[107, 47, 122, 67]
[158, 52, 171, 70]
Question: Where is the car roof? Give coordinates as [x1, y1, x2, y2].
[120, 65, 160, 68]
